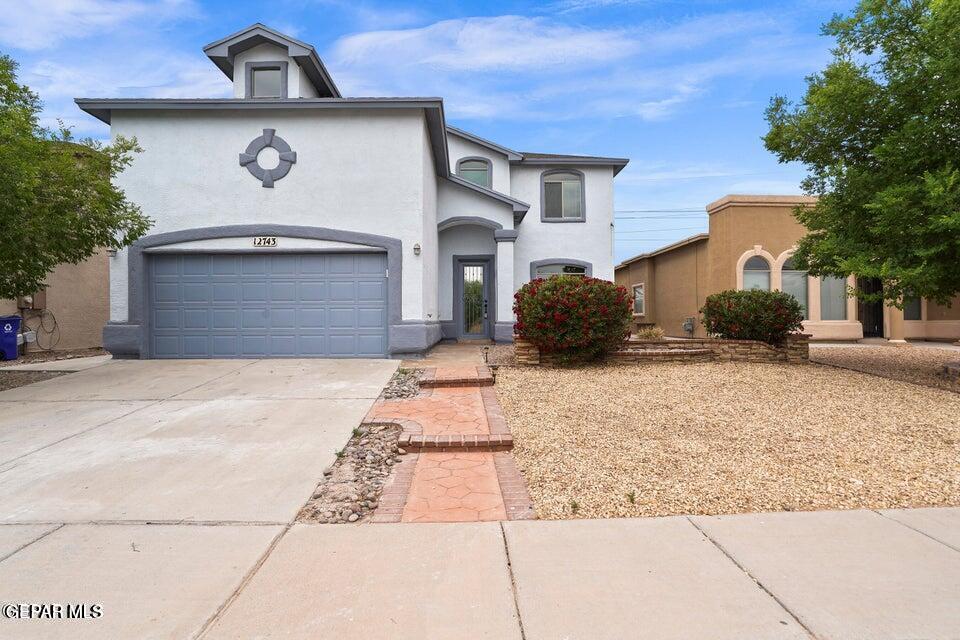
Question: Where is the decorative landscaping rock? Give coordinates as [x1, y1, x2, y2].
[381, 368, 422, 399]
[297, 424, 403, 524]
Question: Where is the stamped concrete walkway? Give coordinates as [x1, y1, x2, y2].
[365, 364, 530, 523]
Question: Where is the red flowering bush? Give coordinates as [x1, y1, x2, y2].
[513, 275, 632, 365]
[700, 289, 804, 345]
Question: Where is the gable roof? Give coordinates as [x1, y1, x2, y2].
[203, 23, 341, 98]
[446, 125, 522, 161]
[446, 126, 629, 175]
[445, 174, 529, 224]
[616, 233, 709, 268]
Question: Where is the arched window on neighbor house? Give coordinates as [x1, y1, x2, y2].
[820, 276, 848, 320]
[781, 257, 808, 319]
[743, 256, 771, 291]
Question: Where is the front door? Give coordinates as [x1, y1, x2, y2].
[857, 277, 884, 337]
[456, 258, 492, 339]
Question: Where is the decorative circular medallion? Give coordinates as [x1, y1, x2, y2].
[238, 128, 297, 188]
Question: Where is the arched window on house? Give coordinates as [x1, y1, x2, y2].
[456, 158, 491, 188]
[820, 276, 848, 320]
[781, 257, 808, 319]
[743, 256, 771, 291]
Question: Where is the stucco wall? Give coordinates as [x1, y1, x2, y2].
[446, 134, 510, 193]
[651, 240, 708, 337]
[0, 252, 108, 352]
[109, 108, 431, 324]
[421, 119, 439, 324]
[437, 225, 497, 322]
[510, 165, 614, 288]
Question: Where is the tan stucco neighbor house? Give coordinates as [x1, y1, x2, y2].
[614, 195, 960, 342]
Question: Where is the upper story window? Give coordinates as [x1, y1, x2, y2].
[246, 61, 288, 98]
[743, 256, 771, 291]
[781, 257, 809, 320]
[542, 170, 585, 222]
[457, 157, 491, 188]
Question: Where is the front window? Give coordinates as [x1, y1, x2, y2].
[542, 171, 584, 220]
[820, 276, 848, 320]
[535, 264, 586, 278]
[632, 284, 645, 315]
[458, 159, 491, 188]
[743, 256, 770, 291]
[904, 296, 922, 320]
[781, 257, 808, 320]
[251, 67, 283, 98]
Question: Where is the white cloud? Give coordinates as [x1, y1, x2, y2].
[0, 0, 198, 51]
[332, 16, 638, 72]
[325, 11, 827, 123]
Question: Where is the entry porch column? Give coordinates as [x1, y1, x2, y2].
[887, 302, 907, 344]
[494, 230, 517, 342]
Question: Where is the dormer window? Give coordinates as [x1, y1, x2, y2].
[457, 157, 491, 188]
[245, 61, 288, 98]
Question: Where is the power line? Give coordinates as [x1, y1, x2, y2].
[615, 208, 703, 213]
[615, 215, 707, 220]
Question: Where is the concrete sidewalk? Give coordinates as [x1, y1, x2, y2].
[1, 508, 957, 639]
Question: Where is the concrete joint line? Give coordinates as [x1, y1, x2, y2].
[498, 523, 528, 640]
[0, 519, 286, 527]
[195, 522, 293, 639]
[872, 510, 960, 554]
[0, 523, 65, 565]
[685, 517, 818, 639]
[167, 360, 261, 400]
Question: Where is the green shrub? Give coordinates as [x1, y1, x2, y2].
[635, 325, 665, 340]
[700, 289, 804, 345]
[513, 275, 632, 365]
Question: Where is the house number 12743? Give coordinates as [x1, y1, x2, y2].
[252, 236, 278, 247]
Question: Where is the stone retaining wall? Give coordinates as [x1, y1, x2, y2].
[513, 334, 810, 366]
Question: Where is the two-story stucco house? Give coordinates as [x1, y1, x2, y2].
[77, 24, 627, 359]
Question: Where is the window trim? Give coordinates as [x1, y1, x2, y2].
[245, 61, 289, 99]
[632, 283, 645, 316]
[540, 169, 586, 223]
[529, 258, 593, 280]
[736, 246, 777, 290]
[778, 253, 809, 320]
[455, 156, 492, 189]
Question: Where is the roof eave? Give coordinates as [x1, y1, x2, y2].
[616, 233, 709, 268]
[515, 156, 630, 176]
[445, 174, 530, 224]
[446, 126, 522, 161]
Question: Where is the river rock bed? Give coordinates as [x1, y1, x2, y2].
[298, 423, 404, 524]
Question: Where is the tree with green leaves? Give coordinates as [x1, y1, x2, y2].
[0, 54, 150, 300]
[764, 0, 960, 306]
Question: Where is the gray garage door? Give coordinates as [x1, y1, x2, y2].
[149, 252, 388, 358]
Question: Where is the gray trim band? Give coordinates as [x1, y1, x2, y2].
[118, 224, 404, 359]
[529, 258, 593, 280]
[494, 230, 518, 242]
[438, 216, 503, 232]
[244, 61, 289, 99]
[540, 168, 586, 223]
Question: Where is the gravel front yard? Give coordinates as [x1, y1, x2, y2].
[496, 362, 960, 519]
[0, 370, 65, 392]
[811, 344, 959, 392]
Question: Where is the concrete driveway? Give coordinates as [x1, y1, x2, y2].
[0, 357, 397, 639]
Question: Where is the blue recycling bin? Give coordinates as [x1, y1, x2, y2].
[0, 315, 21, 361]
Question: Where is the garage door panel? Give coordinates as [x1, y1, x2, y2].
[182, 255, 209, 275]
[154, 309, 180, 330]
[183, 309, 209, 330]
[269, 281, 297, 303]
[242, 282, 268, 303]
[210, 255, 239, 274]
[242, 256, 268, 275]
[182, 283, 209, 303]
[299, 308, 325, 329]
[211, 335, 239, 357]
[270, 309, 297, 329]
[150, 253, 387, 358]
[211, 282, 239, 303]
[358, 280, 386, 301]
[212, 309, 238, 330]
[357, 308, 385, 329]
[300, 282, 326, 302]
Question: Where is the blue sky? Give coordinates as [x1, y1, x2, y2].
[2, 0, 853, 262]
